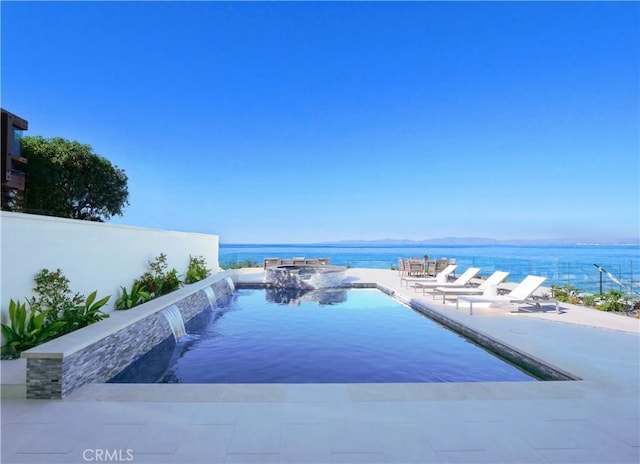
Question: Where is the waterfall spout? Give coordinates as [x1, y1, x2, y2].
[203, 287, 216, 309]
[225, 277, 235, 292]
[162, 305, 186, 341]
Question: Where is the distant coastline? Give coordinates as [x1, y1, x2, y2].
[320, 238, 640, 246]
[221, 237, 640, 247]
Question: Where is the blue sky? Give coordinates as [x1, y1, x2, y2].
[2, 1, 638, 244]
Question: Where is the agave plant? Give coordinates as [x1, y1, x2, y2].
[115, 283, 151, 310]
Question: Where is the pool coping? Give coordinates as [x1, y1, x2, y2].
[377, 284, 579, 381]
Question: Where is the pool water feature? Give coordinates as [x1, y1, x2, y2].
[203, 286, 216, 309]
[161, 305, 186, 341]
[112, 289, 537, 384]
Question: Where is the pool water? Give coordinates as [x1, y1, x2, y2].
[111, 289, 536, 383]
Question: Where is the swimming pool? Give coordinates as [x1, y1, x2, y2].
[111, 288, 536, 383]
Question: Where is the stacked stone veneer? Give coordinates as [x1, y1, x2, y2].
[24, 278, 234, 399]
[265, 265, 347, 289]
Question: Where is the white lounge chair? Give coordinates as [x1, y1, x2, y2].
[414, 267, 481, 294]
[432, 270, 510, 303]
[434, 258, 449, 274]
[456, 275, 547, 315]
[400, 264, 457, 288]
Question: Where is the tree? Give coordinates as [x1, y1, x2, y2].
[21, 136, 129, 221]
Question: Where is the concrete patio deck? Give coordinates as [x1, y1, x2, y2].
[2, 268, 639, 463]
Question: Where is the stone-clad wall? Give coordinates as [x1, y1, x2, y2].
[25, 278, 234, 399]
[211, 278, 234, 303]
[25, 359, 63, 400]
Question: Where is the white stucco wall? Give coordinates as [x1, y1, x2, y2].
[0, 212, 219, 323]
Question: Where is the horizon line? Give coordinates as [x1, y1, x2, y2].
[219, 237, 640, 246]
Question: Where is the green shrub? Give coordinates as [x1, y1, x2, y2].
[1, 269, 109, 358]
[115, 283, 151, 310]
[551, 284, 580, 304]
[599, 290, 627, 312]
[29, 269, 109, 335]
[135, 274, 157, 296]
[582, 294, 598, 307]
[30, 269, 83, 324]
[185, 255, 211, 284]
[63, 291, 111, 331]
[159, 268, 181, 295]
[135, 253, 182, 298]
[1, 299, 66, 359]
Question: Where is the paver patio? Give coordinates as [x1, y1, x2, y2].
[2, 268, 638, 463]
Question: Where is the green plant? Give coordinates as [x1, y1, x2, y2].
[115, 283, 151, 310]
[1, 269, 110, 358]
[62, 291, 110, 331]
[135, 253, 182, 298]
[159, 268, 181, 295]
[28, 269, 110, 334]
[582, 294, 598, 307]
[185, 255, 211, 284]
[0, 299, 66, 359]
[551, 284, 581, 304]
[30, 268, 83, 324]
[599, 290, 627, 312]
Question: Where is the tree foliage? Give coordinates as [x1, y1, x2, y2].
[21, 136, 129, 221]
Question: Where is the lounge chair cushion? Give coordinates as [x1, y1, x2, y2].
[483, 284, 498, 296]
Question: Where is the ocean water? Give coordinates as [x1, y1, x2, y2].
[220, 243, 640, 295]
